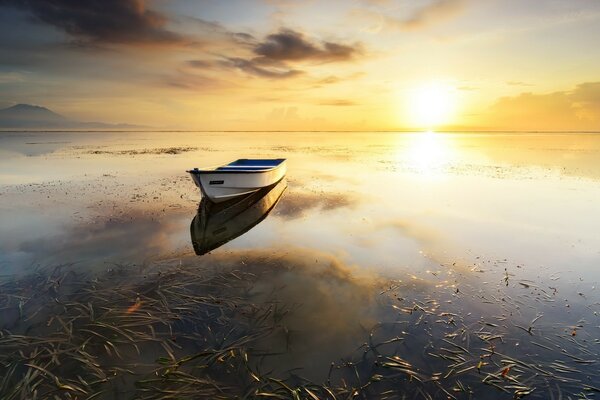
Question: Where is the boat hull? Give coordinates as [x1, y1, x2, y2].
[188, 159, 286, 203]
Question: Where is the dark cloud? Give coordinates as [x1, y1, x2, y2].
[220, 57, 302, 79]
[178, 16, 257, 48]
[232, 32, 256, 44]
[187, 59, 213, 69]
[2, 0, 182, 45]
[254, 29, 360, 62]
[163, 71, 223, 90]
[203, 29, 360, 80]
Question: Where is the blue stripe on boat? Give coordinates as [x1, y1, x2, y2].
[226, 159, 285, 167]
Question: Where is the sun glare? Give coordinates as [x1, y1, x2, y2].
[395, 131, 456, 178]
[409, 83, 457, 128]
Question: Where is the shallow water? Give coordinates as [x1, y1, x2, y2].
[1, 131, 599, 398]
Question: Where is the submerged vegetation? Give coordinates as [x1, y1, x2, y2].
[1, 261, 286, 399]
[1, 254, 598, 400]
[87, 147, 198, 155]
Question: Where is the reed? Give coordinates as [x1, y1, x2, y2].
[1, 259, 598, 399]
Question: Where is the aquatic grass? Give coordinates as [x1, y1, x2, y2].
[1, 258, 599, 399]
[0, 263, 288, 399]
[86, 147, 198, 156]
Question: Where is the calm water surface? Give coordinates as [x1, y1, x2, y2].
[1, 131, 599, 399]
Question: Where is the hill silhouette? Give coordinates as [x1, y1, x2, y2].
[0, 104, 142, 129]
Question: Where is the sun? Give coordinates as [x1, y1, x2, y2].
[409, 83, 457, 128]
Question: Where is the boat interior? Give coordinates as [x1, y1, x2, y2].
[215, 158, 285, 171]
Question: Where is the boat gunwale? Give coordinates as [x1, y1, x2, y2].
[186, 166, 281, 174]
[186, 159, 286, 175]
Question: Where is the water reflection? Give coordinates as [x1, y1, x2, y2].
[274, 189, 356, 219]
[398, 131, 456, 176]
[1, 131, 600, 399]
[190, 179, 287, 255]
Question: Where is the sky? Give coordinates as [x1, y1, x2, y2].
[1, 0, 600, 131]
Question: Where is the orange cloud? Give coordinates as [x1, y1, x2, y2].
[402, 0, 468, 30]
[352, 0, 469, 33]
[483, 82, 600, 131]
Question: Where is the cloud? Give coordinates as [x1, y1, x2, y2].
[177, 16, 258, 49]
[220, 57, 303, 79]
[0, 71, 26, 83]
[313, 72, 366, 87]
[316, 75, 342, 85]
[402, 0, 468, 30]
[163, 71, 224, 91]
[571, 81, 600, 105]
[2, 0, 183, 45]
[186, 59, 213, 69]
[352, 0, 468, 32]
[318, 99, 358, 106]
[254, 29, 360, 62]
[183, 28, 361, 81]
[484, 82, 600, 130]
[506, 81, 533, 87]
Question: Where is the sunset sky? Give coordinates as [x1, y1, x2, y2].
[1, 0, 600, 131]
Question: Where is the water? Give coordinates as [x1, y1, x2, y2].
[1, 131, 599, 399]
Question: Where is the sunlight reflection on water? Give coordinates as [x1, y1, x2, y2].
[398, 131, 456, 177]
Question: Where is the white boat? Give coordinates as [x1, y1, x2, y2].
[187, 158, 286, 203]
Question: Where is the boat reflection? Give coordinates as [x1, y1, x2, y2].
[190, 179, 287, 255]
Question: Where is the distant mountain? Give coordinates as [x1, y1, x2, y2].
[0, 104, 143, 129]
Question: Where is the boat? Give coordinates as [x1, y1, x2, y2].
[190, 179, 287, 255]
[187, 158, 286, 203]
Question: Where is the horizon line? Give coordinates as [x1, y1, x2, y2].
[1, 129, 600, 134]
